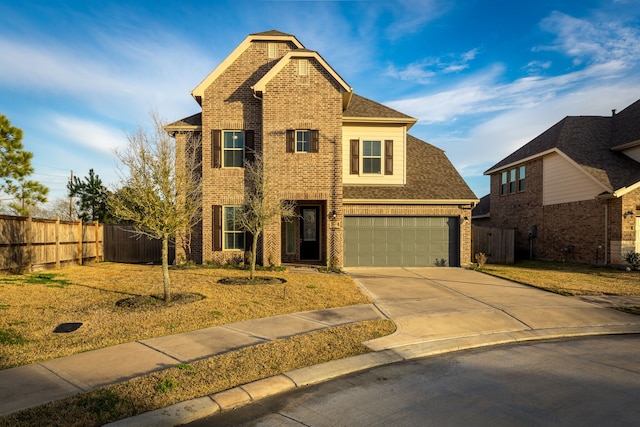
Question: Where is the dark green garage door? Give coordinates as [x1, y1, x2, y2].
[344, 216, 459, 267]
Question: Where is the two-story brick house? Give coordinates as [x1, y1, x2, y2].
[482, 98, 640, 265]
[165, 30, 477, 268]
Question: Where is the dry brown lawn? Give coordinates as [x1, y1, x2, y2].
[480, 260, 640, 296]
[0, 262, 373, 370]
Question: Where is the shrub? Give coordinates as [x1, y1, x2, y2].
[475, 252, 488, 268]
[624, 250, 640, 270]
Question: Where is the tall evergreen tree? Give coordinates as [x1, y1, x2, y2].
[0, 114, 48, 215]
[67, 169, 112, 222]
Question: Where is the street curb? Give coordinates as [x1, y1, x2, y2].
[107, 326, 640, 426]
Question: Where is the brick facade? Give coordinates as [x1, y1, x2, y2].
[168, 32, 477, 268]
[489, 159, 640, 265]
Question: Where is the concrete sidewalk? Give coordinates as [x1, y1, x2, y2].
[0, 304, 384, 417]
[2, 267, 640, 426]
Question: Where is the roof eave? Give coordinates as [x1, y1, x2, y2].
[484, 148, 558, 175]
[343, 116, 418, 130]
[611, 139, 640, 151]
[343, 198, 479, 206]
[191, 33, 305, 104]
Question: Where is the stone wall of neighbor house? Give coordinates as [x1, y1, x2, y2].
[611, 187, 640, 265]
[343, 204, 474, 266]
[261, 57, 344, 266]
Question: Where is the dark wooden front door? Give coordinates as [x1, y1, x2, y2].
[300, 206, 320, 260]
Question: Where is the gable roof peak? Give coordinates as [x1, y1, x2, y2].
[250, 30, 294, 37]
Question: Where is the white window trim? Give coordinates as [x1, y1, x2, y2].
[362, 140, 382, 175]
[223, 205, 245, 251]
[223, 130, 244, 168]
[295, 130, 310, 153]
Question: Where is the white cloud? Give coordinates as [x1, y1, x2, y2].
[51, 115, 126, 154]
[536, 11, 640, 67]
[385, 48, 480, 84]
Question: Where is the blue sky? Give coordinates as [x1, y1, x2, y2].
[1, 0, 640, 205]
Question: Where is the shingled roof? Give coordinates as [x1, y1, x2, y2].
[344, 135, 477, 201]
[485, 99, 640, 192]
[344, 93, 416, 121]
[164, 112, 202, 131]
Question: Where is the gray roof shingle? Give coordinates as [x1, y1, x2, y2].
[344, 135, 477, 201]
[344, 94, 415, 120]
[485, 99, 640, 192]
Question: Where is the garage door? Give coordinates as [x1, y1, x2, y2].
[344, 216, 459, 267]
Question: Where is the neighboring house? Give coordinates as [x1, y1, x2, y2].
[483, 98, 640, 265]
[165, 30, 477, 268]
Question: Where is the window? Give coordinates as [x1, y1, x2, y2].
[223, 206, 244, 250]
[285, 220, 296, 254]
[518, 166, 526, 191]
[501, 166, 526, 195]
[362, 140, 382, 174]
[286, 129, 319, 153]
[223, 131, 244, 167]
[509, 169, 517, 193]
[296, 130, 310, 152]
[501, 172, 508, 195]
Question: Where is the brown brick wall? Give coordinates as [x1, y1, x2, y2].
[488, 158, 640, 265]
[261, 57, 344, 266]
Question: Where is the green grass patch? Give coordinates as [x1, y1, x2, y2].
[0, 328, 28, 345]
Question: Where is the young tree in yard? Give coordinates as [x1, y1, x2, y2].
[0, 114, 49, 215]
[238, 153, 296, 280]
[109, 114, 202, 303]
[67, 169, 112, 222]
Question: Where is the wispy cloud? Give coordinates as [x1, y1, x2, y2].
[536, 11, 640, 67]
[385, 48, 479, 84]
[51, 115, 126, 154]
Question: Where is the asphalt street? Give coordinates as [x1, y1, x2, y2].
[185, 335, 640, 427]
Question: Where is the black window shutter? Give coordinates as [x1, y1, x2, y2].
[212, 205, 222, 251]
[350, 139, 359, 174]
[286, 129, 295, 153]
[384, 140, 393, 175]
[311, 130, 319, 153]
[211, 130, 221, 168]
[244, 130, 255, 164]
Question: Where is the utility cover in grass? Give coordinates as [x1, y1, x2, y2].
[53, 322, 83, 333]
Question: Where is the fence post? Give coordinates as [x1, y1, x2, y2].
[55, 216, 61, 269]
[26, 215, 33, 272]
[77, 220, 83, 266]
[94, 221, 100, 262]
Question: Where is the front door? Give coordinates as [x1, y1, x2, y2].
[300, 206, 320, 260]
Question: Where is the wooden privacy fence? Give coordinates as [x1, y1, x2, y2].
[0, 215, 102, 272]
[103, 224, 173, 264]
[472, 226, 515, 264]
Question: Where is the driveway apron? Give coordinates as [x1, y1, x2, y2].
[345, 267, 640, 352]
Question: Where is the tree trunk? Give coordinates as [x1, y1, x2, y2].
[161, 236, 171, 302]
[250, 231, 259, 280]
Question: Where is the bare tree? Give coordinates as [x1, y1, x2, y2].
[109, 113, 202, 302]
[239, 153, 296, 280]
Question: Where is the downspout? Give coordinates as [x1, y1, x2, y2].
[604, 203, 608, 265]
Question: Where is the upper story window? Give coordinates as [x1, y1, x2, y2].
[500, 165, 526, 195]
[349, 139, 393, 176]
[296, 130, 310, 152]
[223, 131, 244, 167]
[286, 129, 319, 153]
[363, 140, 382, 174]
[518, 166, 526, 191]
[211, 129, 254, 168]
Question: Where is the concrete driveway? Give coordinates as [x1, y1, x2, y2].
[345, 267, 640, 357]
